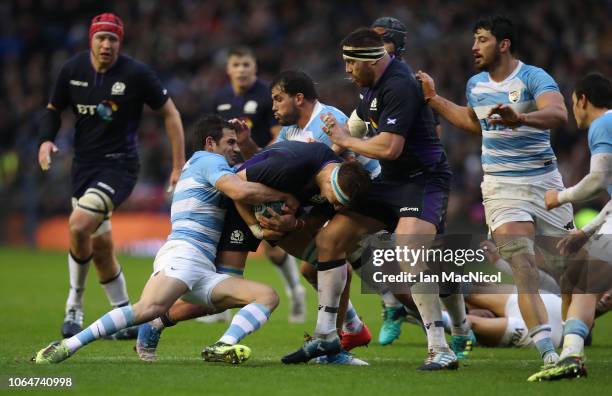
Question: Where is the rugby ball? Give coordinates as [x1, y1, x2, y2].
[254, 201, 285, 219]
[347, 109, 367, 137]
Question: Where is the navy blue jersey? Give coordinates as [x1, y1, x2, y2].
[356, 58, 449, 180]
[49, 51, 168, 164]
[240, 141, 341, 205]
[213, 79, 276, 147]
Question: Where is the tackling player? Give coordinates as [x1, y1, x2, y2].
[37, 13, 185, 339]
[34, 115, 297, 365]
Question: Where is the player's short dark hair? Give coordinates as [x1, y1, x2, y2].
[574, 73, 612, 108]
[337, 161, 371, 206]
[341, 28, 384, 49]
[270, 70, 318, 101]
[473, 16, 518, 54]
[227, 46, 255, 60]
[193, 114, 234, 150]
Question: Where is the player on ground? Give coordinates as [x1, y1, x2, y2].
[34, 115, 297, 365]
[213, 47, 304, 323]
[37, 13, 185, 339]
[532, 73, 612, 380]
[416, 16, 572, 378]
[282, 28, 466, 370]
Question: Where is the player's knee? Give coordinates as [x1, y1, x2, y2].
[69, 217, 94, 241]
[497, 237, 535, 261]
[256, 286, 279, 311]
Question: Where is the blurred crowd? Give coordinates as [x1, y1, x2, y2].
[1, 0, 611, 244]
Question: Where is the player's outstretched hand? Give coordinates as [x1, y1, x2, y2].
[228, 118, 252, 144]
[556, 229, 589, 256]
[544, 189, 561, 210]
[415, 71, 437, 102]
[38, 141, 59, 171]
[487, 104, 524, 128]
[321, 112, 350, 146]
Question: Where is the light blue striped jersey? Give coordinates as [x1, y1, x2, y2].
[167, 150, 234, 263]
[466, 61, 560, 177]
[588, 110, 612, 196]
[276, 101, 381, 178]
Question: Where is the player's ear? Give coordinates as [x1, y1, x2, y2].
[499, 38, 511, 53]
[205, 136, 216, 150]
[294, 93, 304, 106]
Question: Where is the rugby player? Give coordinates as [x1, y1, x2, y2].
[37, 13, 185, 339]
[213, 47, 305, 323]
[136, 138, 372, 365]
[34, 115, 297, 365]
[283, 28, 464, 370]
[416, 16, 573, 378]
[533, 72, 612, 380]
[271, 69, 378, 356]
[370, 15, 447, 346]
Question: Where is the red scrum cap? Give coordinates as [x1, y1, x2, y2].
[89, 13, 124, 44]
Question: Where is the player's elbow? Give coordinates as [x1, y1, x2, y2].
[382, 144, 402, 160]
[227, 188, 249, 202]
[550, 105, 568, 128]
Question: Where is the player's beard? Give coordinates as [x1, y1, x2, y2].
[477, 49, 501, 72]
[278, 106, 300, 126]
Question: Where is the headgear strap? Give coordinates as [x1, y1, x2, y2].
[342, 45, 386, 61]
[330, 165, 350, 206]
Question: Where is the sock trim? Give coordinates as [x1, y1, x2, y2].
[69, 251, 93, 265]
[100, 268, 123, 285]
[317, 259, 345, 271]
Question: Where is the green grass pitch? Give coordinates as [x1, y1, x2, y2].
[1, 247, 610, 395]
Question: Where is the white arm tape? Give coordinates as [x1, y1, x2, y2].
[582, 200, 612, 236]
[558, 153, 612, 204]
[248, 224, 264, 239]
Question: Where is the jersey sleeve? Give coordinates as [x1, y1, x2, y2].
[588, 121, 612, 155]
[138, 63, 169, 110]
[49, 62, 71, 110]
[378, 78, 421, 136]
[525, 67, 560, 98]
[203, 155, 235, 187]
[465, 77, 477, 108]
[276, 127, 288, 142]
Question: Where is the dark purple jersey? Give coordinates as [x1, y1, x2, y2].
[213, 79, 276, 148]
[356, 58, 450, 180]
[48, 51, 168, 164]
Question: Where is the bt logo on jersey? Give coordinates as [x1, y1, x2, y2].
[76, 104, 97, 115]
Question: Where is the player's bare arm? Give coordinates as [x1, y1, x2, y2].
[215, 173, 298, 211]
[416, 71, 481, 135]
[157, 98, 186, 191]
[488, 91, 568, 129]
[321, 113, 404, 160]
